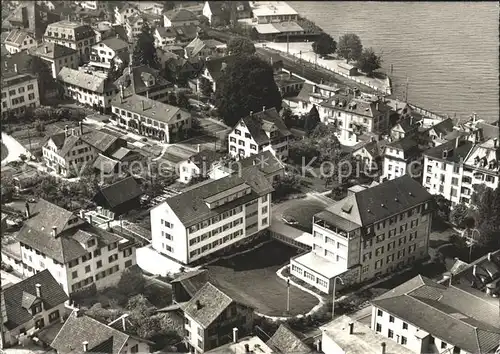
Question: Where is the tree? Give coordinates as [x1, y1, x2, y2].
[289, 139, 318, 166]
[199, 77, 213, 97]
[272, 174, 301, 201]
[449, 203, 469, 227]
[167, 91, 177, 106]
[311, 33, 337, 57]
[117, 268, 146, 296]
[310, 123, 341, 162]
[227, 37, 256, 57]
[176, 91, 189, 109]
[132, 22, 159, 68]
[281, 107, 294, 128]
[434, 195, 451, 221]
[474, 186, 500, 249]
[215, 55, 282, 126]
[304, 105, 320, 135]
[27, 56, 54, 104]
[356, 48, 382, 76]
[337, 33, 363, 63]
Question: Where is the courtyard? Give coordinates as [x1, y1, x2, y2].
[207, 240, 319, 317]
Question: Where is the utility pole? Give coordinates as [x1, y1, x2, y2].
[286, 277, 290, 313]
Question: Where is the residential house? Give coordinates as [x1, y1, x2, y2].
[390, 115, 420, 141]
[199, 55, 235, 92]
[15, 199, 137, 296]
[79, 0, 106, 11]
[57, 67, 118, 113]
[114, 3, 140, 26]
[154, 26, 177, 47]
[92, 176, 144, 219]
[182, 282, 255, 353]
[29, 42, 79, 78]
[209, 150, 285, 184]
[171, 269, 212, 304]
[114, 65, 173, 103]
[370, 274, 500, 354]
[286, 82, 341, 116]
[4, 2, 61, 40]
[1, 70, 40, 119]
[382, 136, 423, 182]
[171, 24, 199, 44]
[273, 70, 304, 97]
[51, 310, 151, 353]
[178, 150, 225, 184]
[89, 35, 129, 71]
[0, 270, 68, 349]
[43, 20, 96, 62]
[320, 315, 415, 354]
[290, 175, 433, 294]
[150, 165, 273, 264]
[337, 62, 358, 76]
[228, 107, 292, 161]
[320, 95, 392, 146]
[202, 1, 252, 26]
[352, 139, 387, 173]
[73, 6, 109, 24]
[205, 336, 273, 354]
[419, 117, 456, 147]
[42, 123, 127, 177]
[4, 29, 38, 54]
[461, 137, 499, 196]
[110, 93, 192, 143]
[163, 9, 199, 28]
[422, 138, 475, 207]
[266, 324, 312, 354]
[185, 37, 227, 59]
[92, 21, 127, 42]
[249, 1, 299, 24]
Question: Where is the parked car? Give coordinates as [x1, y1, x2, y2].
[282, 215, 298, 225]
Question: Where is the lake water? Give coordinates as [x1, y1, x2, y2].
[289, 1, 499, 122]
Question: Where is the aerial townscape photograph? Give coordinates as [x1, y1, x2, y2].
[0, 0, 499, 353]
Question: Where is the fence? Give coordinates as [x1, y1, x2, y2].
[408, 103, 448, 120]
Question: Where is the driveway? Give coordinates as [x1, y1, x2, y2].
[1, 132, 30, 166]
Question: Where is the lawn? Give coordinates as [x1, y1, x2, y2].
[1, 142, 8, 161]
[207, 241, 319, 317]
[281, 199, 328, 233]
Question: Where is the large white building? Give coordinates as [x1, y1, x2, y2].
[57, 67, 118, 113]
[249, 1, 299, 24]
[227, 108, 291, 161]
[370, 273, 500, 354]
[290, 175, 433, 294]
[29, 42, 79, 78]
[15, 199, 137, 296]
[4, 29, 38, 54]
[423, 137, 499, 207]
[89, 36, 129, 71]
[1, 71, 40, 119]
[43, 20, 96, 62]
[382, 136, 423, 182]
[150, 166, 273, 265]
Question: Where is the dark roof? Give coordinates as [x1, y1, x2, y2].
[353, 140, 385, 159]
[423, 139, 474, 163]
[266, 324, 311, 354]
[99, 37, 129, 51]
[371, 275, 500, 354]
[172, 269, 212, 298]
[114, 65, 172, 96]
[4, 28, 33, 46]
[395, 116, 420, 133]
[233, 150, 285, 177]
[239, 108, 292, 145]
[425, 118, 455, 137]
[29, 42, 77, 59]
[204, 55, 236, 82]
[93, 154, 119, 174]
[188, 150, 224, 169]
[80, 127, 121, 153]
[163, 166, 273, 227]
[164, 8, 197, 22]
[2, 270, 68, 330]
[172, 24, 199, 41]
[386, 136, 421, 159]
[476, 121, 499, 141]
[183, 282, 253, 328]
[1, 50, 33, 76]
[51, 312, 129, 354]
[16, 200, 122, 263]
[95, 177, 143, 209]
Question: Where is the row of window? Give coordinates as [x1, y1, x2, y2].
[189, 229, 244, 258]
[188, 205, 244, 234]
[229, 137, 257, 150]
[189, 218, 243, 246]
[3, 84, 34, 98]
[363, 234, 418, 261]
[68, 242, 119, 268]
[364, 220, 421, 249]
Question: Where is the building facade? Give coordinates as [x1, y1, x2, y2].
[4, 29, 38, 54]
[290, 176, 433, 294]
[29, 42, 79, 78]
[1, 72, 40, 119]
[150, 166, 273, 265]
[249, 1, 299, 24]
[89, 36, 129, 71]
[163, 9, 199, 28]
[43, 20, 96, 62]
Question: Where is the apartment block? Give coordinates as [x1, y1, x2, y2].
[382, 136, 423, 182]
[89, 36, 129, 71]
[114, 3, 140, 25]
[150, 166, 273, 265]
[228, 108, 291, 161]
[29, 42, 79, 78]
[370, 273, 500, 354]
[43, 20, 96, 61]
[290, 175, 433, 294]
[1, 71, 40, 119]
[423, 137, 499, 206]
[110, 93, 191, 143]
[15, 200, 137, 296]
[249, 1, 299, 24]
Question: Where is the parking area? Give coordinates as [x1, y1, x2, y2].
[207, 241, 319, 317]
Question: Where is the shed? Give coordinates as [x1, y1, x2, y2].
[338, 62, 358, 76]
[92, 176, 143, 219]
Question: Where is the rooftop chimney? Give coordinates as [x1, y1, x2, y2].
[83, 341, 89, 352]
[232, 327, 238, 343]
[244, 344, 250, 353]
[121, 314, 129, 331]
[75, 308, 81, 317]
[442, 272, 452, 286]
[89, 214, 93, 225]
[487, 252, 492, 261]
[120, 84, 124, 99]
[141, 100, 145, 111]
[376, 102, 379, 111]
[262, 105, 266, 112]
[116, 33, 119, 39]
[14, 64, 18, 73]
[35, 283, 41, 298]
[348, 322, 354, 334]
[196, 300, 202, 310]
[79, 121, 83, 135]
[65, 125, 69, 136]
[197, 144, 200, 152]
[25, 202, 30, 218]
[473, 265, 477, 277]
[381, 342, 386, 354]
[249, 111, 253, 116]
[494, 138, 498, 148]
[44, 46, 49, 54]
[51, 226, 57, 237]
[486, 283, 495, 296]
[455, 137, 459, 148]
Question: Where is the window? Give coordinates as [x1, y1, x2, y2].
[361, 265, 369, 273]
[93, 249, 101, 257]
[234, 129, 241, 135]
[388, 329, 394, 338]
[377, 309, 383, 316]
[389, 315, 394, 323]
[262, 217, 268, 225]
[87, 239, 96, 247]
[96, 260, 102, 268]
[49, 310, 60, 323]
[72, 271, 78, 279]
[451, 188, 457, 197]
[108, 254, 118, 263]
[85, 265, 91, 273]
[375, 246, 384, 256]
[35, 318, 45, 329]
[375, 259, 383, 269]
[108, 242, 117, 251]
[441, 342, 447, 349]
[130, 344, 139, 353]
[402, 322, 408, 330]
[401, 336, 407, 345]
[376, 323, 382, 332]
[27, 84, 34, 90]
[125, 260, 133, 267]
[123, 248, 133, 257]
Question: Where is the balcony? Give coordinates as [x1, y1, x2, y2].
[314, 219, 349, 238]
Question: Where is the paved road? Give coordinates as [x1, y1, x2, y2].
[256, 47, 382, 95]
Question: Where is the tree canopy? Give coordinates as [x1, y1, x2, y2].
[199, 77, 213, 97]
[304, 105, 320, 135]
[473, 186, 500, 249]
[215, 55, 282, 126]
[337, 33, 363, 63]
[27, 56, 56, 104]
[356, 48, 382, 76]
[227, 37, 256, 57]
[311, 33, 337, 57]
[132, 22, 159, 68]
